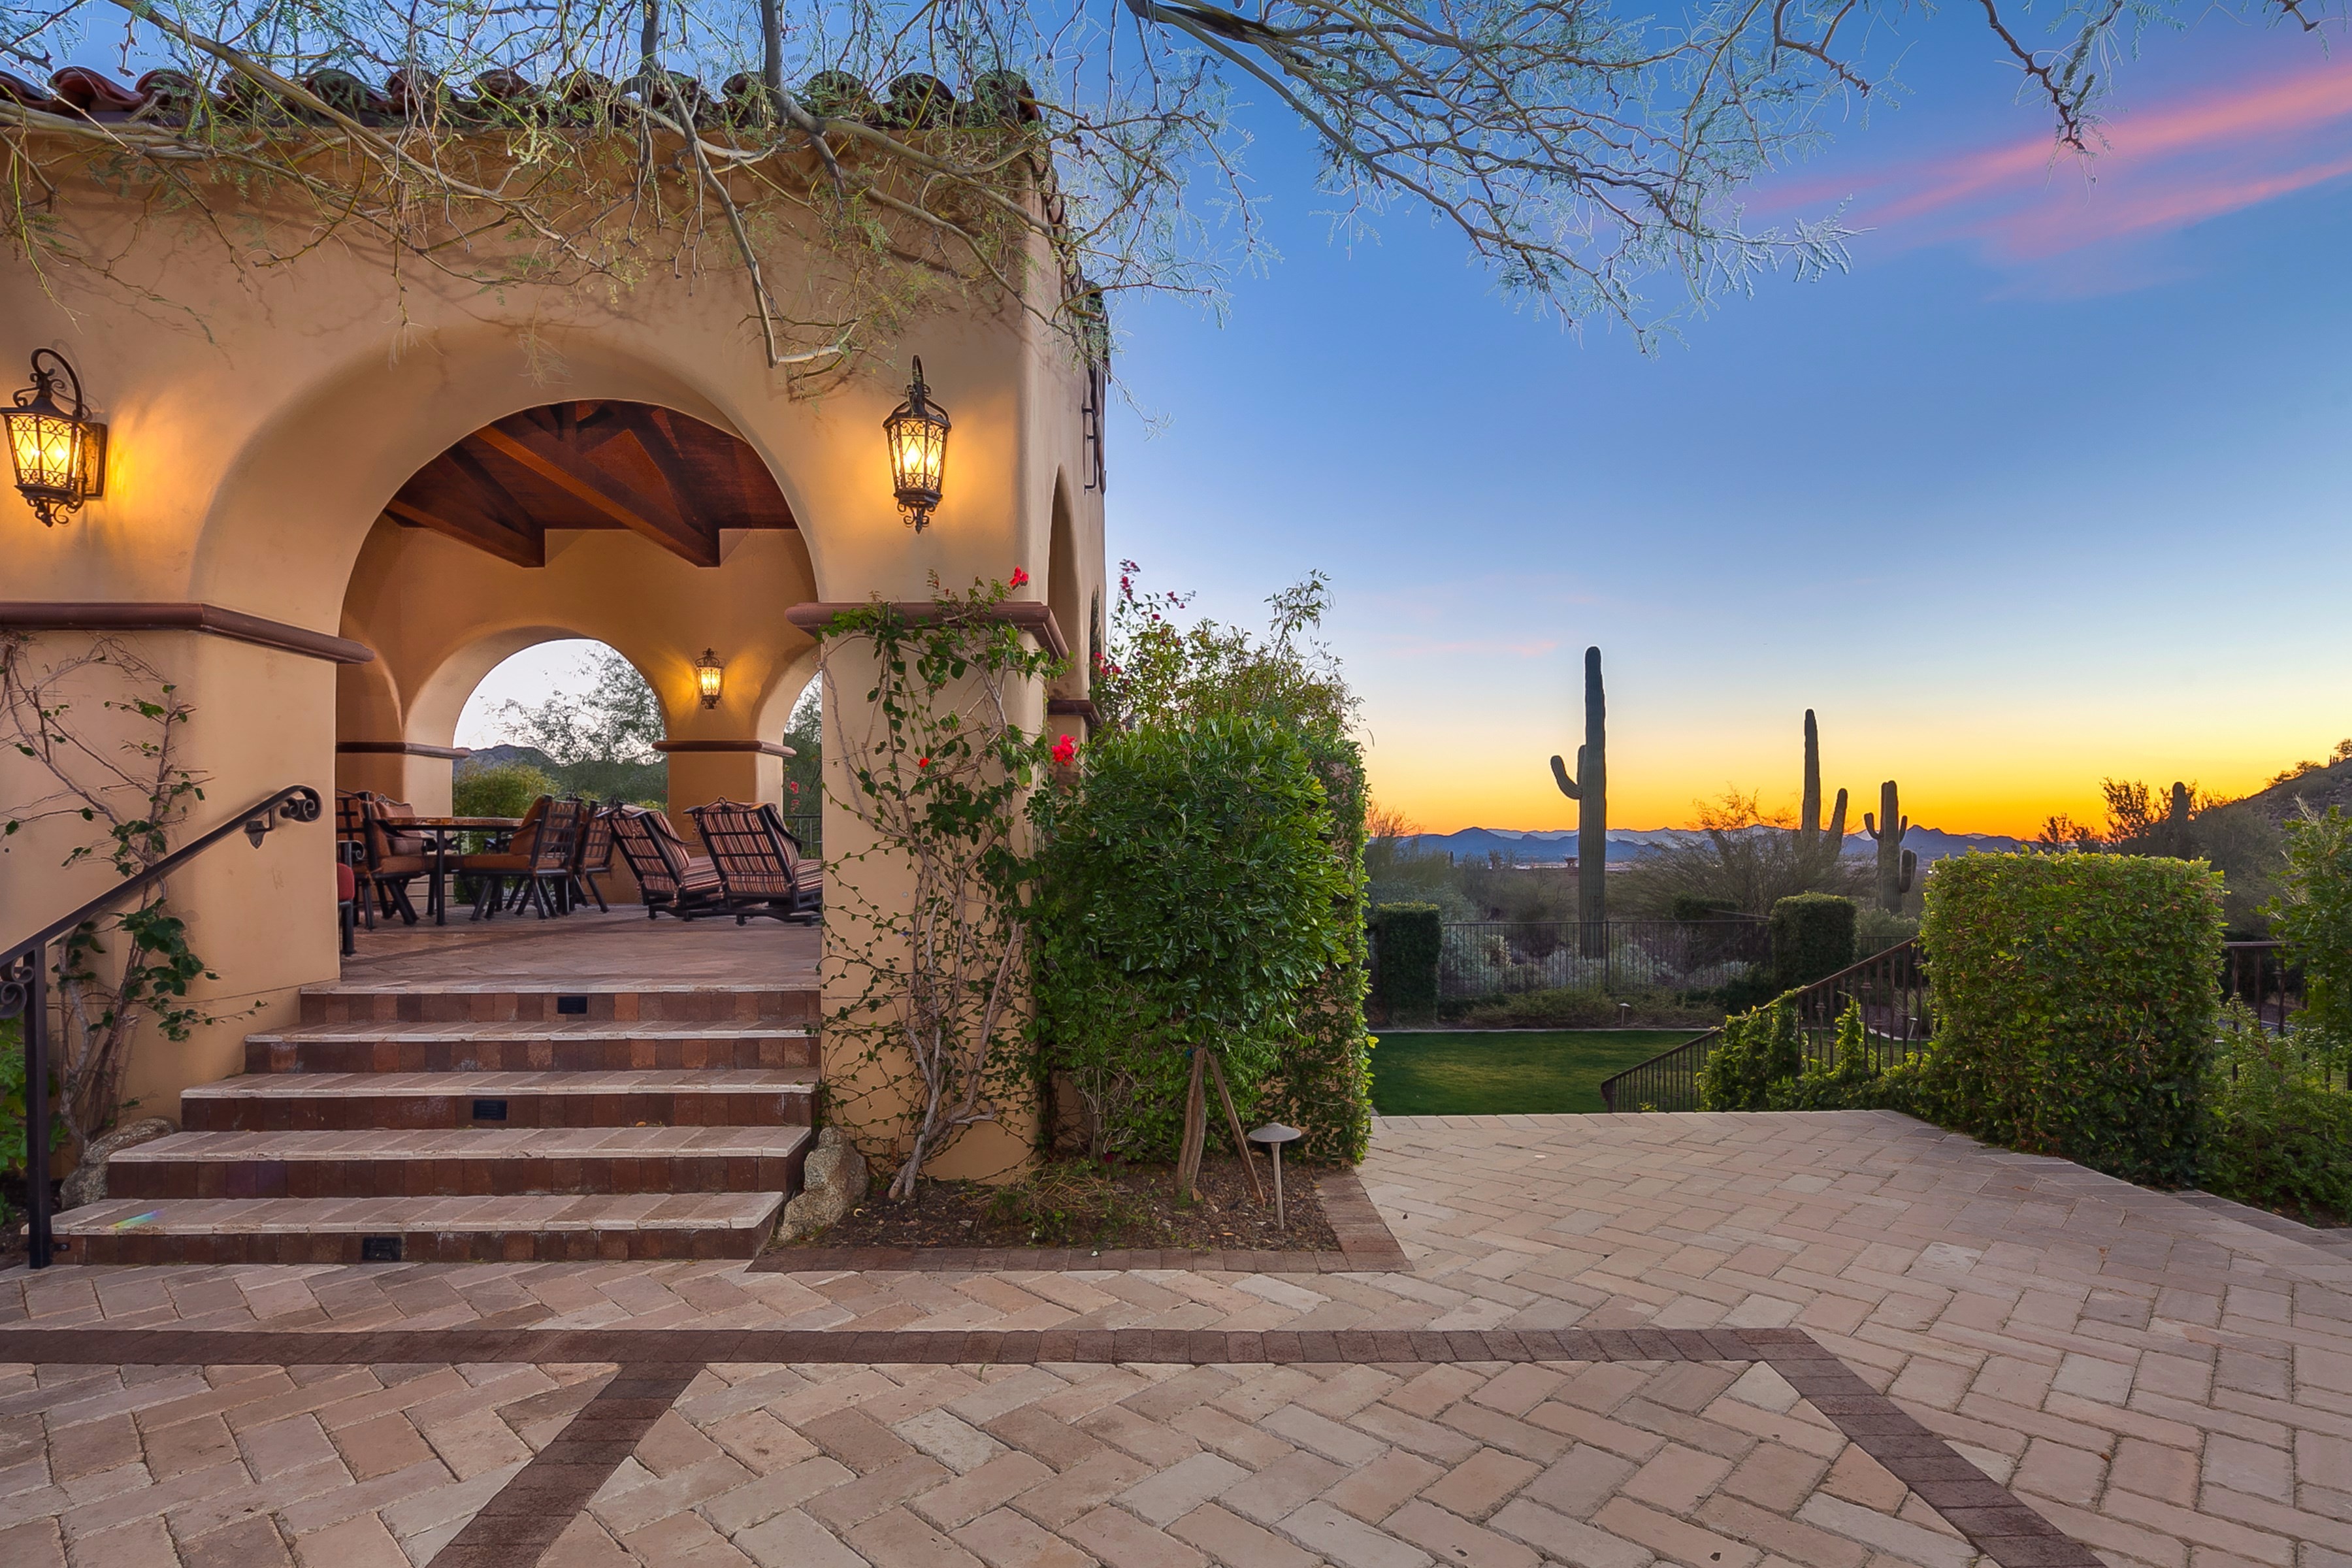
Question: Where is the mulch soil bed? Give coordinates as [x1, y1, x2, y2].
[782, 1154, 1340, 1254]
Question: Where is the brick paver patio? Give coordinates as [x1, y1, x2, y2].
[3, 1109, 2347, 1567]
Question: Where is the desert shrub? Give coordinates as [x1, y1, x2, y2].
[2202, 1000, 2352, 1224]
[1772, 1000, 1879, 1109]
[1370, 904, 1441, 1022]
[1697, 993, 1804, 1111]
[1032, 717, 1354, 1162]
[1672, 896, 1742, 922]
[2268, 805, 2352, 1069]
[1770, 894, 1855, 992]
[454, 761, 557, 820]
[1852, 906, 1919, 958]
[1921, 851, 2225, 1187]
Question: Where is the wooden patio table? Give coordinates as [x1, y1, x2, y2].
[399, 815, 523, 925]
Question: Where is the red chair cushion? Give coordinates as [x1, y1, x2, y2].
[336, 862, 357, 902]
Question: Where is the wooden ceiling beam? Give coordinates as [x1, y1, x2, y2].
[382, 498, 544, 568]
[471, 423, 720, 568]
[612, 407, 720, 536]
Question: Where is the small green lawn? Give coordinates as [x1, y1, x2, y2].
[1370, 1030, 1703, 1116]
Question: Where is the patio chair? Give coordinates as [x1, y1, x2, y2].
[455, 795, 586, 919]
[687, 798, 823, 924]
[335, 840, 361, 956]
[609, 806, 726, 920]
[570, 800, 620, 913]
[348, 792, 433, 924]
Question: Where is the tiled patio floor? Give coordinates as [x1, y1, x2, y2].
[339, 907, 821, 988]
[3, 1110, 2347, 1568]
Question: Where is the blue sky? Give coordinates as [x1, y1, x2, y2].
[465, 8, 2352, 835]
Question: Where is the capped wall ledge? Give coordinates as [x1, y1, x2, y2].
[652, 740, 796, 757]
[0, 602, 375, 664]
[784, 600, 1069, 661]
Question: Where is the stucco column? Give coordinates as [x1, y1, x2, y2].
[658, 741, 785, 814]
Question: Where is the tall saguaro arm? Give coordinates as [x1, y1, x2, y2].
[1863, 779, 1914, 914]
[1548, 645, 1608, 934]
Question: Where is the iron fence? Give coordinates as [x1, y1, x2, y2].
[1431, 919, 1769, 1000]
[2223, 941, 2302, 1033]
[1599, 938, 1930, 1112]
[779, 812, 822, 858]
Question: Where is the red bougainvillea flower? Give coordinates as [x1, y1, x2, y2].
[1009, 567, 1030, 587]
[917, 757, 930, 768]
[1051, 734, 1077, 767]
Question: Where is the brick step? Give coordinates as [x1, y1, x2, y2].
[298, 981, 817, 1027]
[180, 1070, 818, 1132]
[106, 1125, 811, 1200]
[48, 1192, 786, 1265]
[245, 1021, 816, 1075]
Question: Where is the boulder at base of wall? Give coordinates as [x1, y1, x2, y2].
[58, 1117, 179, 1209]
[776, 1126, 871, 1241]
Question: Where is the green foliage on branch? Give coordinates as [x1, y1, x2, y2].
[1771, 1000, 1880, 1111]
[1696, 992, 1803, 1111]
[2268, 805, 2352, 1068]
[2204, 1001, 2352, 1225]
[1921, 851, 2224, 1187]
[1032, 718, 1354, 1162]
[453, 761, 557, 820]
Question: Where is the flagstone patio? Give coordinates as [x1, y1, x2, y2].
[2, 1109, 2347, 1568]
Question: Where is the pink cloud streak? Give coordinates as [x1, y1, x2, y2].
[1761, 56, 2352, 265]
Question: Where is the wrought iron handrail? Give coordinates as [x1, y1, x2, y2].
[1, 784, 321, 1268]
[1597, 936, 1928, 1113]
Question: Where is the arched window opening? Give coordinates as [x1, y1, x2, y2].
[455, 640, 668, 811]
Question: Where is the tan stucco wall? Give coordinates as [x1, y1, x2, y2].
[1, 153, 1105, 1177]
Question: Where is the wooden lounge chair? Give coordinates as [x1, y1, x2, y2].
[609, 806, 726, 920]
[570, 801, 621, 913]
[455, 795, 586, 919]
[687, 798, 823, 924]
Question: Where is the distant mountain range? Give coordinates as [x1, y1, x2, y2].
[1396, 825, 2025, 865]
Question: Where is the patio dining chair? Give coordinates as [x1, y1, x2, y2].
[455, 795, 587, 919]
[608, 806, 726, 920]
[687, 798, 823, 924]
[348, 792, 433, 925]
[569, 800, 620, 913]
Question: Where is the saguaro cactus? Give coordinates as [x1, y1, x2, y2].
[1799, 710, 1849, 872]
[2168, 780, 2193, 857]
[1863, 780, 1914, 914]
[1548, 646, 1607, 936]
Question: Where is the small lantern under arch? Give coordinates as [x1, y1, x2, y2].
[883, 357, 950, 531]
[694, 649, 725, 709]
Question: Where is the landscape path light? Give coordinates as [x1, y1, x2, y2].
[883, 356, 950, 531]
[1247, 1122, 1303, 1230]
[694, 649, 725, 709]
[5, 349, 106, 527]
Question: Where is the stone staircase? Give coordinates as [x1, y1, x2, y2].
[50, 976, 817, 1265]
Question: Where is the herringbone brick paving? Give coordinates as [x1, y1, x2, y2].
[1, 1109, 2347, 1568]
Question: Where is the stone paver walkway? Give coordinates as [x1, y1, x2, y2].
[3, 1110, 2347, 1568]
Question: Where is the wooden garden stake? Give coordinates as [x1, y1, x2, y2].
[1176, 1045, 1209, 1198]
[1205, 1051, 1267, 1203]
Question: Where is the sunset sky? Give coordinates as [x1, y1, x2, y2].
[465, 10, 2352, 838]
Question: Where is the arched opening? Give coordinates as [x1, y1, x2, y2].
[455, 638, 669, 810]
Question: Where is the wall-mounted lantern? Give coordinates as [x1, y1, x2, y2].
[883, 356, 950, 532]
[5, 350, 106, 528]
[694, 649, 725, 709]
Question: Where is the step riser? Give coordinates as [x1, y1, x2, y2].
[52, 1226, 766, 1266]
[112, 1149, 808, 1201]
[246, 1037, 817, 1074]
[299, 990, 817, 1026]
[184, 1090, 814, 1133]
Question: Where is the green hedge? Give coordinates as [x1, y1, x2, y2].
[1769, 894, 1855, 992]
[1921, 851, 2225, 1186]
[1697, 993, 1803, 1111]
[1371, 904, 1441, 1022]
[1032, 717, 1358, 1162]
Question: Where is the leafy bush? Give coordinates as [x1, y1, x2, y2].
[1033, 717, 1355, 1162]
[2268, 805, 2352, 1068]
[1671, 896, 1742, 922]
[1921, 851, 2225, 1187]
[454, 761, 557, 819]
[1852, 906, 1919, 959]
[1770, 894, 1855, 992]
[1697, 993, 1803, 1111]
[1453, 986, 1725, 1030]
[1370, 904, 1441, 1022]
[1772, 1000, 1879, 1109]
[2203, 1001, 2352, 1224]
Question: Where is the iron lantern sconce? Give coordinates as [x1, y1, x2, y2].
[694, 649, 725, 709]
[5, 350, 106, 527]
[883, 356, 950, 531]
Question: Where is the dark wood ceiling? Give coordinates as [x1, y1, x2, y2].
[381, 401, 794, 568]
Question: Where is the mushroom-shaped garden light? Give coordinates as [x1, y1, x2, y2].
[1247, 1122, 1303, 1230]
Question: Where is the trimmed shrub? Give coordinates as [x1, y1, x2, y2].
[1770, 894, 1855, 992]
[1697, 993, 1803, 1111]
[1920, 851, 2225, 1187]
[2204, 1001, 2352, 1224]
[1370, 904, 1441, 1022]
[1032, 717, 1356, 1162]
[454, 760, 556, 819]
